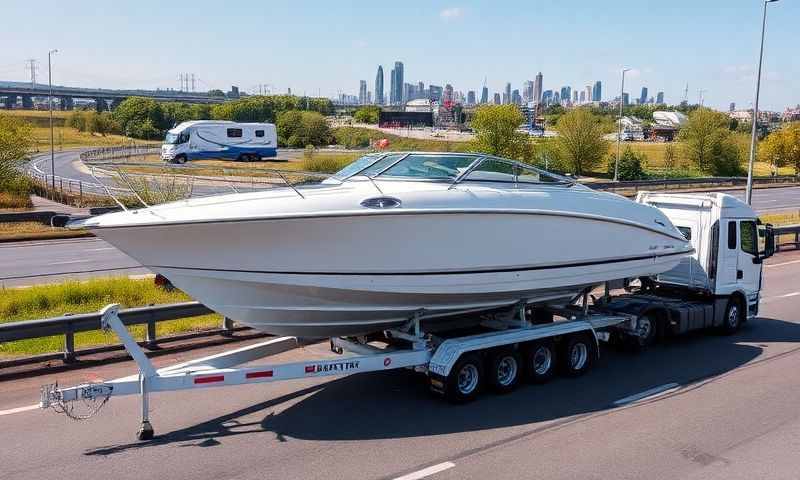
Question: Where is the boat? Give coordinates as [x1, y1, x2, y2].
[70, 152, 694, 337]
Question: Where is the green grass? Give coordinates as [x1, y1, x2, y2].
[0, 192, 33, 210]
[333, 127, 472, 152]
[0, 277, 221, 357]
[761, 211, 800, 227]
[302, 152, 362, 173]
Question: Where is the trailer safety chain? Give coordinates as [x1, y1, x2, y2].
[43, 383, 113, 421]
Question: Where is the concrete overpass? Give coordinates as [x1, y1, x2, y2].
[0, 82, 227, 112]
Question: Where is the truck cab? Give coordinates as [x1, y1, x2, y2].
[636, 192, 775, 321]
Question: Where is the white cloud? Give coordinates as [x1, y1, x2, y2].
[440, 7, 463, 21]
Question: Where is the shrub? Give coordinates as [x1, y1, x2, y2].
[353, 106, 381, 124]
[301, 153, 359, 173]
[276, 110, 331, 147]
[608, 147, 648, 180]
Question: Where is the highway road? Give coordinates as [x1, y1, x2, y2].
[1, 250, 800, 480]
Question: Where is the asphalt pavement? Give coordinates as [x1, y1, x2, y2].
[1, 251, 800, 480]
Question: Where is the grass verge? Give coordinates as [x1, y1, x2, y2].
[0, 192, 33, 210]
[0, 277, 221, 357]
[0, 222, 92, 242]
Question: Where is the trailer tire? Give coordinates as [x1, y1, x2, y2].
[523, 340, 557, 384]
[487, 349, 521, 394]
[444, 353, 483, 403]
[559, 333, 596, 377]
[721, 298, 743, 335]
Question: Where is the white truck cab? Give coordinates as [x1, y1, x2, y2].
[636, 192, 775, 320]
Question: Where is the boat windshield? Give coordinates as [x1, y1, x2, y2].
[377, 154, 476, 180]
[330, 154, 384, 180]
[460, 157, 571, 185]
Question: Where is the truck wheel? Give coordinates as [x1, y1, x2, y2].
[444, 353, 483, 403]
[559, 333, 597, 377]
[175, 154, 186, 164]
[721, 298, 742, 335]
[487, 349, 521, 394]
[523, 339, 557, 384]
[627, 313, 659, 351]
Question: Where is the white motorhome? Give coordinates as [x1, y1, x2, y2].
[161, 120, 277, 163]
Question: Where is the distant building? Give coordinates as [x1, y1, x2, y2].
[359, 80, 367, 105]
[542, 90, 553, 105]
[467, 90, 476, 105]
[592, 81, 602, 102]
[639, 87, 648, 105]
[493, 92, 501, 104]
[656, 91, 665, 105]
[560, 86, 571, 105]
[504, 83, 511, 104]
[730, 102, 736, 112]
[375, 66, 384, 105]
[622, 92, 629, 105]
[389, 68, 396, 104]
[480, 86, 488, 104]
[573, 90, 578, 103]
[585, 86, 592, 104]
[403, 83, 412, 103]
[579, 91, 586, 103]
[429, 85, 443, 102]
[534, 72, 543, 104]
[391, 61, 404, 105]
[227, 85, 240, 98]
[523, 80, 534, 103]
[512, 89, 521, 105]
[553, 91, 560, 104]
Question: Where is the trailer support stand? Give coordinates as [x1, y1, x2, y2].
[137, 375, 154, 440]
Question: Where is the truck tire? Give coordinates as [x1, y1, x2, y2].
[444, 353, 483, 403]
[174, 154, 187, 164]
[721, 298, 743, 335]
[523, 339, 557, 384]
[487, 349, 521, 394]
[626, 313, 659, 351]
[559, 333, 597, 377]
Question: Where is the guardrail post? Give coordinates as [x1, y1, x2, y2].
[221, 317, 235, 336]
[145, 318, 157, 347]
[63, 321, 76, 363]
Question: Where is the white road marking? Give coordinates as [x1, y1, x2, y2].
[613, 383, 680, 407]
[86, 247, 115, 252]
[393, 462, 456, 480]
[50, 259, 92, 265]
[0, 404, 39, 416]
[765, 259, 800, 269]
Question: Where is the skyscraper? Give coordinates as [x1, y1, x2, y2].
[480, 86, 488, 104]
[504, 83, 511, 104]
[542, 90, 553, 105]
[375, 66, 384, 105]
[639, 87, 648, 105]
[656, 91, 664, 104]
[467, 90, 476, 105]
[592, 81, 602, 102]
[622, 92, 630, 105]
[560, 86, 571, 105]
[389, 67, 396, 104]
[585, 86, 592, 104]
[533, 72, 543, 104]
[523, 80, 534, 103]
[359, 80, 367, 105]
[579, 90, 586, 103]
[429, 85, 443, 102]
[493, 92, 501, 104]
[553, 91, 560, 104]
[512, 89, 521, 105]
[573, 90, 578, 103]
[444, 84, 454, 103]
[392, 61, 404, 105]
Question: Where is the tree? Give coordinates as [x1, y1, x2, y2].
[663, 143, 677, 172]
[0, 114, 34, 192]
[760, 122, 800, 175]
[468, 104, 534, 161]
[608, 146, 647, 180]
[113, 97, 166, 138]
[353, 106, 381, 124]
[679, 107, 743, 176]
[207, 89, 225, 97]
[553, 108, 608, 175]
[276, 110, 331, 147]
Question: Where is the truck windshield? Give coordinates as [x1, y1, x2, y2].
[164, 132, 188, 144]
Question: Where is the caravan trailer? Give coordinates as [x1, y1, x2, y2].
[161, 120, 277, 163]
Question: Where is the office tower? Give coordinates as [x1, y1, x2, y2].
[592, 80, 602, 101]
[429, 85, 443, 102]
[579, 91, 586, 103]
[418, 81, 424, 94]
[523, 80, 534, 103]
[622, 92, 630, 105]
[504, 83, 511, 104]
[559, 86, 570, 104]
[534, 72, 543, 103]
[402, 83, 412, 104]
[639, 87, 648, 105]
[375, 66, 384, 105]
[467, 90, 476, 105]
[358, 80, 367, 105]
[480, 86, 488, 104]
[573, 90, 578, 103]
[392, 61, 404, 105]
[553, 91, 560, 104]
[389, 67, 396, 104]
[444, 84, 454, 103]
[542, 90, 553, 105]
[729, 102, 736, 112]
[493, 92, 501, 104]
[656, 91, 665, 104]
[585, 86, 592, 103]
[512, 89, 521, 105]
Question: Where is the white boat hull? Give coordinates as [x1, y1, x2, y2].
[92, 210, 691, 336]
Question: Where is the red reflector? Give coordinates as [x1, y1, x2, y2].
[305, 365, 316, 373]
[194, 375, 225, 384]
[246, 370, 273, 379]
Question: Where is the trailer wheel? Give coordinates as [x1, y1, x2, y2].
[444, 353, 483, 403]
[721, 298, 743, 335]
[560, 333, 596, 377]
[487, 349, 521, 393]
[523, 340, 557, 384]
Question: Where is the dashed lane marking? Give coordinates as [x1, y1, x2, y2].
[393, 462, 456, 480]
[613, 383, 680, 407]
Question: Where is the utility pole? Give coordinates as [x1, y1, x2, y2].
[48, 49, 58, 191]
[615, 68, 631, 182]
[698, 89, 707, 106]
[26, 59, 38, 88]
[746, 0, 781, 205]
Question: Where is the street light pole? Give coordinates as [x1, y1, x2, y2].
[614, 68, 631, 182]
[48, 49, 58, 192]
[746, 0, 779, 205]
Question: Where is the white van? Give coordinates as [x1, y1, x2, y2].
[161, 120, 277, 163]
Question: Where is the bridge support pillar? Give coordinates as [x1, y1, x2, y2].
[110, 98, 123, 110]
[3, 95, 17, 109]
[59, 96, 74, 110]
[21, 95, 33, 109]
[95, 98, 107, 112]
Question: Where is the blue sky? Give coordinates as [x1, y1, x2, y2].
[1, 0, 797, 110]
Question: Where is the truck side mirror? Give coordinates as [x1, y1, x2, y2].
[758, 224, 775, 260]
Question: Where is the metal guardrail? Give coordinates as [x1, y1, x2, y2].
[0, 302, 222, 364]
[775, 224, 800, 252]
[79, 145, 161, 164]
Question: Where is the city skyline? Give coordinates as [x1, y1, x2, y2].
[0, 0, 797, 111]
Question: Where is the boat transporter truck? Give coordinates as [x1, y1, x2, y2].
[41, 192, 776, 440]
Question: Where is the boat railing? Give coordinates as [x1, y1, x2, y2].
[86, 162, 331, 209]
